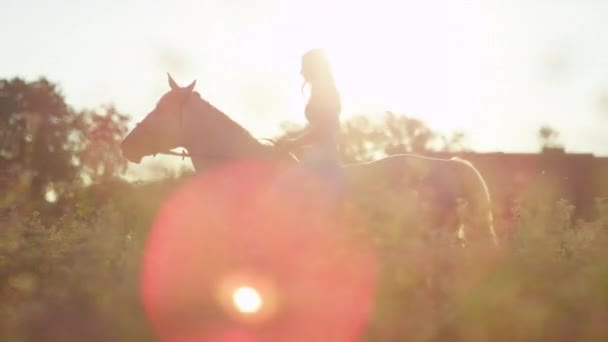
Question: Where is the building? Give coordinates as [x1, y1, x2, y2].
[428, 148, 608, 220]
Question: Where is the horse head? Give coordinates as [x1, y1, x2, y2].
[121, 73, 196, 164]
[121, 74, 296, 167]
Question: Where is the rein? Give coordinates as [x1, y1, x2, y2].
[152, 138, 279, 161]
[152, 149, 195, 160]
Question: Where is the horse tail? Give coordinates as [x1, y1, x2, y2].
[451, 157, 499, 246]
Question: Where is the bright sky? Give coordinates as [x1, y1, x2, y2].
[2, 0, 608, 174]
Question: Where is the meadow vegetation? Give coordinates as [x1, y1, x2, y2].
[2, 174, 608, 341]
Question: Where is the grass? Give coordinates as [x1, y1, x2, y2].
[1, 173, 607, 342]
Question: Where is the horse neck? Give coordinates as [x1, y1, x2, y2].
[181, 95, 270, 169]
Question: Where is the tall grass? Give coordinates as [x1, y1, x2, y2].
[1, 176, 607, 341]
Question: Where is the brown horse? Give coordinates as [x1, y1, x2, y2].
[121, 74, 498, 246]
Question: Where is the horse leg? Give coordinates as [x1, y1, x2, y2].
[452, 157, 498, 246]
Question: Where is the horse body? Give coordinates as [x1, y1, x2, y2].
[121, 76, 497, 246]
[342, 154, 496, 244]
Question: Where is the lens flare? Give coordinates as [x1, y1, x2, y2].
[140, 160, 378, 342]
[232, 286, 262, 314]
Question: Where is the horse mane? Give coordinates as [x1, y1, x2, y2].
[192, 92, 263, 148]
[182, 92, 294, 165]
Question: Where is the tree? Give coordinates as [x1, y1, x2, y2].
[538, 125, 562, 150]
[0, 77, 130, 202]
[0, 77, 78, 198]
[76, 105, 129, 182]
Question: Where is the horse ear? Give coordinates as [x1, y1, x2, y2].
[185, 80, 196, 93]
[167, 73, 179, 91]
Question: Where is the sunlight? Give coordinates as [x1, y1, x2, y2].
[270, 0, 483, 132]
[232, 286, 263, 314]
[45, 188, 58, 203]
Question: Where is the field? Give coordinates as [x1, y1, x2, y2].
[2, 169, 608, 342]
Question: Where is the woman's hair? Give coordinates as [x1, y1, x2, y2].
[301, 49, 341, 120]
[301, 48, 336, 94]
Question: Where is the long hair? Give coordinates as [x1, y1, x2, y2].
[301, 48, 337, 96]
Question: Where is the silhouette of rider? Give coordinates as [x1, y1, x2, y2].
[277, 48, 342, 166]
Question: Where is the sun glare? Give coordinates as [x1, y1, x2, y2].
[271, 0, 483, 132]
[232, 286, 263, 314]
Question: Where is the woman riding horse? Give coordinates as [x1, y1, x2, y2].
[120, 66, 498, 246]
[276, 49, 342, 167]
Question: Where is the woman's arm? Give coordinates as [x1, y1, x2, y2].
[278, 125, 319, 150]
[278, 81, 340, 151]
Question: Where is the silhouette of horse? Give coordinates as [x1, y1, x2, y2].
[121, 75, 498, 246]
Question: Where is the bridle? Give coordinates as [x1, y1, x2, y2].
[134, 92, 281, 162]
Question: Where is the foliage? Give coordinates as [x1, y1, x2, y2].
[538, 125, 562, 150]
[1, 173, 608, 341]
[0, 78, 77, 198]
[76, 105, 130, 182]
[0, 77, 129, 202]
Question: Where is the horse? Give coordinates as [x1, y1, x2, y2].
[121, 74, 498, 246]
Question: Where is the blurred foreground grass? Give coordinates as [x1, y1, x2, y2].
[1, 175, 608, 342]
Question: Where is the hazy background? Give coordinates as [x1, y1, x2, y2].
[2, 0, 607, 162]
[4, 2, 608, 340]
